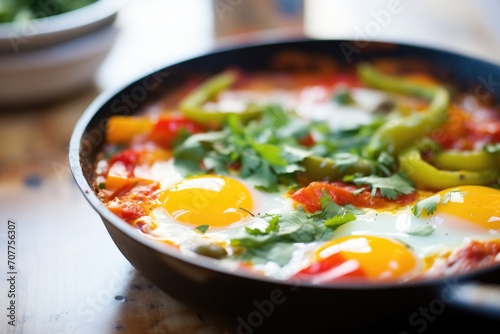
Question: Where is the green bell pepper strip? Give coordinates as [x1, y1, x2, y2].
[432, 149, 500, 171]
[179, 70, 262, 124]
[398, 146, 499, 190]
[299, 64, 451, 182]
[357, 63, 450, 159]
[299, 155, 376, 182]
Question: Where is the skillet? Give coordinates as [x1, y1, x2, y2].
[69, 39, 500, 333]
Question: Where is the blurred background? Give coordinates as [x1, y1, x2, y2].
[1, 0, 500, 333]
[101, 0, 500, 90]
[2, 0, 500, 180]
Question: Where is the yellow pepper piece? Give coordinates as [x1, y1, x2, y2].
[432, 149, 500, 171]
[399, 146, 499, 190]
[106, 116, 153, 144]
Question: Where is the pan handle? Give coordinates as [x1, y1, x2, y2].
[447, 281, 500, 319]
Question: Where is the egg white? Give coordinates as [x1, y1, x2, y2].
[331, 207, 498, 259]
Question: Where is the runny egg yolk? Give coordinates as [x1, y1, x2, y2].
[158, 175, 253, 227]
[424, 185, 500, 231]
[294, 235, 418, 283]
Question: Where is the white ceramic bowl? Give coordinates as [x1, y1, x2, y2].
[0, 0, 126, 106]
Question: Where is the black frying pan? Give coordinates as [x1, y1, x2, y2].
[69, 39, 500, 333]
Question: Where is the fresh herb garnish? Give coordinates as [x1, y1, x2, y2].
[412, 189, 468, 217]
[351, 173, 415, 200]
[245, 215, 279, 235]
[406, 223, 435, 236]
[230, 191, 361, 266]
[332, 88, 356, 105]
[324, 213, 356, 228]
[173, 105, 311, 191]
[412, 194, 440, 217]
[195, 225, 209, 234]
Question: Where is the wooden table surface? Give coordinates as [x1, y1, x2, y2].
[1, 1, 500, 334]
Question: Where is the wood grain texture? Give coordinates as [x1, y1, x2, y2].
[0, 88, 231, 334]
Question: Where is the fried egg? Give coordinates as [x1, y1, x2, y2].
[422, 185, 500, 234]
[142, 164, 291, 251]
[292, 185, 500, 282]
[293, 235, 420, 283]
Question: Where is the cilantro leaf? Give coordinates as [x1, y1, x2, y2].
[315, 190, 360, 217]
[203, 153, 230, 175]
[406, 223, 435, 236]
[173, 159, 202, 176]
[230, 207, 335, 266]
[195, 225, 209, 234]
[352, 173, 415, 200]
[236, 242, 296, 266]
[245, 215, 280, 235]
[245, 160, 278, 191]
[251, 142, 288, 166]
[230, 192, 363, 267]
[239, 149, 261, 177]
[376, 151, 396, 176]
[412, 190, 468, 217]
[412, 194, 440, 217]
[262, 104, 289, 128]
[324, 212, 356, 228]
[316, 190, 361, 228]
[265, 215, 280, 233]
[281, 145, 312, 163]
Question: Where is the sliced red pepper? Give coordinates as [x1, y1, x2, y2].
[290, 181, 417, 212]
[292, 253, 365, 283]
[149, 115, 206, 149]
[298, 133, 315, 147]
[108, 201, 144, 222]
[108, 149, 141, 174]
